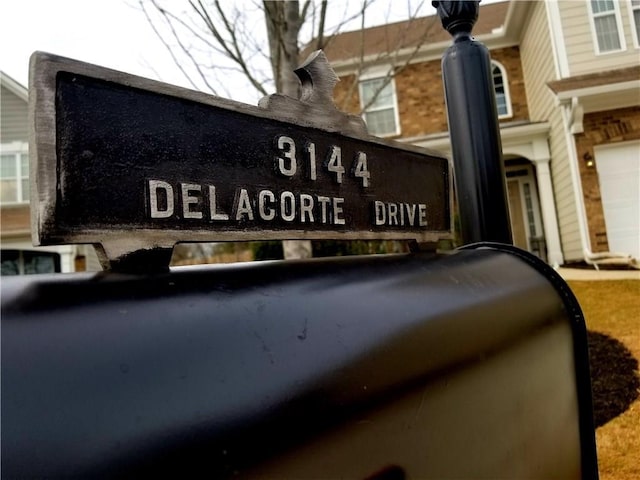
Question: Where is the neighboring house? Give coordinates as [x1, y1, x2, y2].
[325, 0, 640, 267]
[1, 71, 100, 275]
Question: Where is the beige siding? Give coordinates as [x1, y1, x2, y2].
[560, 0, 640, 75]
[1, 86, 28, 143]
[520, 1, 583, 261]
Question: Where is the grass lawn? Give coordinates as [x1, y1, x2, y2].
[567, 280, 640, 480]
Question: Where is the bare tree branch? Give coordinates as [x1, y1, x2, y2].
[300, 0, 312, 24]
[315, 1, 328, 50]
[337, 0, 437, 115]
[140, 0, 436, 106]
[145, 0, 220, 94]
[195, 0, 269, 95]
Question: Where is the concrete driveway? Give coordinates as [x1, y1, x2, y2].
[557, 267, 640, 281]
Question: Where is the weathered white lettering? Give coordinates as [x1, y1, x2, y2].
[374, 201, 385, 226]
[235, 188, 254, 221]
[280, 191, 296, 222]
[300, 194, 314, 223]
[148, 180, 353, 228]
[318, 196, 331, 224]
[276, 136, 297, 177]
[258, 190, 276, 221]
[149, 180, 174, 218]
[388, 203, 398, 226]
[372, 201, 428, 228]
[273, 136, 377, 187]
[419, 204, 428, 226]
[181, 183, 202, 219]
[406, 203, 417, 226]
[353, 152, 370, 187]
[327, 146, 345, 183]
[306, 143, 317, 181]
[333, 197, 345, 225]
[208, 186, 229, 221]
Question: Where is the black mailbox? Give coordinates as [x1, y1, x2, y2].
[1, 244, 597, 478]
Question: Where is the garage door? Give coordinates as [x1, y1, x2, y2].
[594, 141, 640, 259]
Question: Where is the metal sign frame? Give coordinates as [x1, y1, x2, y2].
[29, 52, 452, 266]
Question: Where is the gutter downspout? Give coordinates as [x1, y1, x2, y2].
[561, 98, 638, 268]
[561, 100, 597, 263]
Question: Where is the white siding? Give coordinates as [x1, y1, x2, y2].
[0, 85, 29, 143]
[520, 1, 583, 261]
[560, 0, 640, 75]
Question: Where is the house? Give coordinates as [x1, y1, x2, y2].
[1, 71, 100, 274]
[325, 0, 640, 267]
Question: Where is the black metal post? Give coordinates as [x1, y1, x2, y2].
[434, 1, 512, 245]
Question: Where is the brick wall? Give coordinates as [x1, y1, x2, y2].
[395, 60, 448, 137]
[333, 46, 529, 138]
[334, 74, 361, 115]
[575, 106, 640, 252]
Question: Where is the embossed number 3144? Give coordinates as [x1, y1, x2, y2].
[276, 135, 370, 188]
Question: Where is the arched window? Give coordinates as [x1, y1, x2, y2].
[492, 61, 512, 119]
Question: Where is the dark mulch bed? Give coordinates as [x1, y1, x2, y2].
[588, 330, 640, 427]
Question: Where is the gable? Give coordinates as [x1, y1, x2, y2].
[1, 72, 29, 144]
[313, 1, 511, 66]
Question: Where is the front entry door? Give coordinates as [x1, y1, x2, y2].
[507, 180, 527, 250]
[505, 163, 545, 260]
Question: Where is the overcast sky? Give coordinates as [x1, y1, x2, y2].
[0, 1, 499, 105]
[1, 1, 184, 91]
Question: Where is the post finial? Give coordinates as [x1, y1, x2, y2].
[258, 49, 368, 137]
[432, 1, 480, 38]
[293, 50, 339, 105]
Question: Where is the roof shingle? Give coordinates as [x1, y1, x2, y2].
[313, 1, 510, 63]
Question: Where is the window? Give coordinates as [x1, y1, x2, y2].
[492, 61, 512, 119]
[359, 74, 400, 137]
[1, 250, 61, 276]
[630, 0, 640, 47]
[588, 0, 626, 53]
[0, 143, 29, 204]
[523, 182, 537, 238]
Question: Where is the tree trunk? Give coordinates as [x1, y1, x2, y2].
[264, 1, 313, 260]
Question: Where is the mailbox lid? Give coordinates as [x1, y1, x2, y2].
[0, 246, 597, 478]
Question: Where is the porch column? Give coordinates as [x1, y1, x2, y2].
[59, 245, 77, 273]
[532, 157, 564, 267]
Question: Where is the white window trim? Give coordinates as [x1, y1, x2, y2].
[628, 0, 640, 49]
[0, 141, 30, 205]
[491, 60, 513, 120]
[358, 65, 401, 137]
[587, 0, 627, 55]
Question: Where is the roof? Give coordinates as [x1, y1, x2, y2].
[313, 1, 510, 64]
[0, 71, 28, 102]
[547, 66, 640, 94]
